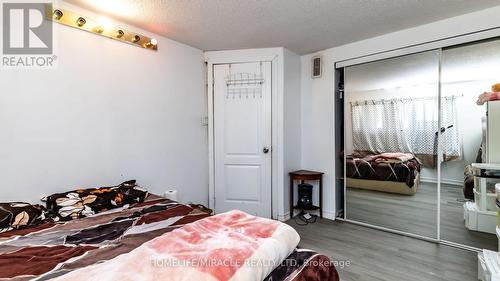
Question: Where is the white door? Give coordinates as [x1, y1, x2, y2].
[213, 62, 272, 218]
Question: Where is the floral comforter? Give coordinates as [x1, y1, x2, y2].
[0, 195, 339, 281]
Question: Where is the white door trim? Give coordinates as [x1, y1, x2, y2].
[205, 50, 282, 220]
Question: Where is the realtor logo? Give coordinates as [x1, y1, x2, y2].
[3, 3, 52, 54]
[2, 2, 56, 69]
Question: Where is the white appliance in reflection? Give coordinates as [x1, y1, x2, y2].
[486, 101, 500, 163]
[478, 249, 500, 281]
[464, 164, 500, 234]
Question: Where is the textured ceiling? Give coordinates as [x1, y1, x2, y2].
[63, 0, 500, 54]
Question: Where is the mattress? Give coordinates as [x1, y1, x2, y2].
[346, 154, 421, 188]
[0, 194, 339, 281]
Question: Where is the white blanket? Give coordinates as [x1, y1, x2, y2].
[49, 210, 300, 281]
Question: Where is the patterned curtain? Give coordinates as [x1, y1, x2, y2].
[440, 97, 462, 161]
[351, 97, 462, 167]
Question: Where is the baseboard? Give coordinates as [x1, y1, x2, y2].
[277, 210, 336, 221]
[420, 177, 462, 186]
[276, 212, 290, 222]
[323, 210, 336, 220]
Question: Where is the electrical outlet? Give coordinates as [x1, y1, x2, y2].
[201, 116, 209, 126]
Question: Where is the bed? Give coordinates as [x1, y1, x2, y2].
[0, 181, 339, 281]
[346, 153, 421, 195]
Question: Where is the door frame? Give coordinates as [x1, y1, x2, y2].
[205, 50, 282, 220]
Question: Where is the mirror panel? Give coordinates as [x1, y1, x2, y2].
[440, 39, 500, 250]
[344, 50, 440, 238]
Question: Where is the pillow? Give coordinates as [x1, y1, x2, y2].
[0, 202, 46, 233]
[43, 180, 148, 220]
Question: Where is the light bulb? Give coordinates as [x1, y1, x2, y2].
[146, 38, 158, 48]
[116, 30, 124, 38]
[53, 9, 63, 20]
[76, 17, 86, 27]
[97, 17, 113, 31]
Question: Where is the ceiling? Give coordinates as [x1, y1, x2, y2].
[63, 0, 500, 54]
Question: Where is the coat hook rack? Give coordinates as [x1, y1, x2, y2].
[225, 70, 265, 99]
[45, 5, 158, 51]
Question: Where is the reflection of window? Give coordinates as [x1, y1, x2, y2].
[351, 96, 461, 161]
[375, 105, 383, 129]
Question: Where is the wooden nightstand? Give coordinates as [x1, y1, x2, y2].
[289, 170, 324, 218]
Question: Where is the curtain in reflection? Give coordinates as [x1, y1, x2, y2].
[351, 96, 462, 167]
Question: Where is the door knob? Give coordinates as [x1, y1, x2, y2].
[263, 147, 270, 154]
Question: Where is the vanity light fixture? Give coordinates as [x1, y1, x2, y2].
[45, 5, 158, 51]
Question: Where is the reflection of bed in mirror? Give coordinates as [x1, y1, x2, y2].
[346, 152, 421, 195]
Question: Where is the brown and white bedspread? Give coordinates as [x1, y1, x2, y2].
[346, 153, 421, 187]
[0, 196, 339, 281]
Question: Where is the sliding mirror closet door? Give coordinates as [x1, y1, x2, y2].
[345, 50, 440, 238]
[440, 39, 500, 250]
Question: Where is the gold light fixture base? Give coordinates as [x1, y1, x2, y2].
[46, 5, 158, 51]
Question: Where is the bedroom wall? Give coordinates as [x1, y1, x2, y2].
[300, 5, 500, 218]
[0, 2, 208, 204]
